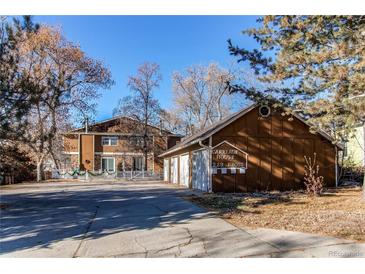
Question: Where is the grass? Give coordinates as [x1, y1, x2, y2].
[186, 187, 365, 242]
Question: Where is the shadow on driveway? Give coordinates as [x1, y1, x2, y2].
[0, 184, 208, 255]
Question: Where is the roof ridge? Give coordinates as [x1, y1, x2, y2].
[159, 103, 341, 157]
[160, 104, 257, 156]
[180, 110, 241, 143]
[70, 115, 178, 135]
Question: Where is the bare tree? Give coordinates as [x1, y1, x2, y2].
[160, 109, 185, 135]
[12, 24, 112, 181]
[113, 62, 162, 171]
[171, 63, 234, 135]
[304, 153, 324, 196]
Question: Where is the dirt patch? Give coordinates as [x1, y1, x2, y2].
[185, 187, 365, 242]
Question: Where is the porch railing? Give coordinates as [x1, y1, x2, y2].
[54, 169, 163, 181]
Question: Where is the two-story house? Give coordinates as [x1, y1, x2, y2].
[61, 116, 181, 173]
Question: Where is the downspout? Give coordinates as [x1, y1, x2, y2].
[199, 138, 213, 193]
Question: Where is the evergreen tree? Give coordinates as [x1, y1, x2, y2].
[228, 16, 365, 196]
[228, 16, 365, 143]
[0, 16, 40, 140]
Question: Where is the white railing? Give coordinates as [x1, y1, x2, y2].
[117, 170, 163, 180]
[54, 169, 163, 181]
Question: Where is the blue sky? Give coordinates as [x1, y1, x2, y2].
[34, 16, 261, 121]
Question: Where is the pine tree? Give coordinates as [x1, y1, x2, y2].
[228, 16, 365, 196]
[228, 16, 365, 142]
[0, 16, 40, 141]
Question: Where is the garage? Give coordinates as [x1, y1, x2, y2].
[192, 149, 209, 191]
[159, 104, 340, 192]
[179, 154, 190, 187]
[170, 157, 178, 184]
[163, 159, 170, 181]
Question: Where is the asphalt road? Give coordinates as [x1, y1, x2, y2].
[1, 181, 364, 258]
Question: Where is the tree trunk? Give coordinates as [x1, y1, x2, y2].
[36, 160, 43, 182]
[49, 146, 60, 170]
[36, 154, 45, 182]
[144, 148, 148, 172]
[143, 134, 148, 172]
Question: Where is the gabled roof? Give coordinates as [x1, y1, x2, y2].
[63, 115, 182, 137]
[159, 104, 341, 157]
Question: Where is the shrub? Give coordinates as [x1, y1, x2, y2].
[304, 153, 324, 196]
[0, 143, 36, 184]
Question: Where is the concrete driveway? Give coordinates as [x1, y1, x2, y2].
[1, 181, 364, 258]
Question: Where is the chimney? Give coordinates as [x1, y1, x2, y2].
[85, 117, 89, 133]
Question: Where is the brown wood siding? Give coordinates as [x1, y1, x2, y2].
[63, 134, 78, 152]
[94, 136, 143, 153]
[212, 107, 336, 192]
[63, 116, 180, 173]
[80, 135, 94, 171]
[167, 136, 181, 149]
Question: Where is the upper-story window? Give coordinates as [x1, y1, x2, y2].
[102, 136, 118, 146]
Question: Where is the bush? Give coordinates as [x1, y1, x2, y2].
[0, 143, 36, 184]
[304, 153, 324, 196]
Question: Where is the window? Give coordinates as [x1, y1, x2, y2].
[102, 157, 115, 172]
[64, 158, 71, 169]
[101, 136, 118, 146]
[61, 155, 71, 170]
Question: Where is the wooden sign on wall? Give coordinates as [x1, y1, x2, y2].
[212, 141, 248, 169]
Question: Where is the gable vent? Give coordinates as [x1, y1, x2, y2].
[259, 105, 271, 117]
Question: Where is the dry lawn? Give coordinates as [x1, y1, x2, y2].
[186, 187, 365, 242]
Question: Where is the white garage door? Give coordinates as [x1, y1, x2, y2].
[192, 149, 209, 192]
[163, 159, 169, 181]
[171, 157, 178, 184]
[179, 154, 190, 188]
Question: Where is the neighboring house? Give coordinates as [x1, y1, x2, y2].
[61, 116, 181, 173]
[344, 125, 365, 167]
[160, 104, 341, 193]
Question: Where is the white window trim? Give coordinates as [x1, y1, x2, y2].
[101, 157, 116, 172]
[101, 136, 118, 146]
